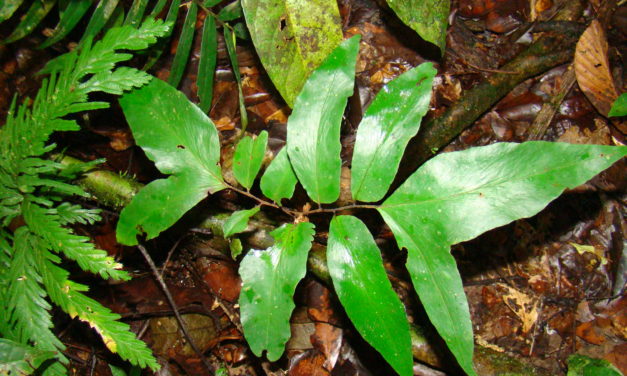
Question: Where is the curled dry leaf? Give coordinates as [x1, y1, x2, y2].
[574, 20, 619, 116]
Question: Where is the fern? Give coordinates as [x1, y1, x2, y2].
[0, 19, 171, 374]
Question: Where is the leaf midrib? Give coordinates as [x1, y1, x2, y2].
[157, 119, 224, 189]
[333, 219, 407, 371]
[386, 216, 460, 351]
[380, 153, 609, 210]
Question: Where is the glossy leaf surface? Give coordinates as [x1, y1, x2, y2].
[117, 78, 225, 245]
[260, 148, 297, 204]
[241, 0, 343, 107]
[239, 222, 315, 360]
[328, 216, 412, 376]
[233, 131, 268, 190]
[39, 0, 92, 49]
[379, 141, 627, 375]
[351, 63, 437, 202]
[223, 206, 260, 238]
[287, 36, 360, 204]
[198, 15, 217, 113]
[385, 0, 449, 52]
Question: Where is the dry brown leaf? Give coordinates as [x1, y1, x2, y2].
[574, 20, 619, 116]
[499, 283, 539, 334]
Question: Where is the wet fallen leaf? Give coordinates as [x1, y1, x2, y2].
[150, 313, 218, 357]
[197, 258, 242, 302]
[576, 320, 606, 345]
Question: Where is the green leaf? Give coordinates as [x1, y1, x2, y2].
[3, 0, 56, 44]
[286, 36, 360, 204]
[241, 0, 343, 107]
[218, 0, 243, 21]
[230, 237, 243, 259]
[327, 215, 413, 376]
[81, 67, 152, 96]
[239, 222, 315, 360]
[567, 354, 622, 376]
[39, 0, 93, 49]
[233, 131, 268, 190]
[79, 0, 121, 45]
[198, 15, 218, 113]
[149, 0, 168, 16]
[38, 247, 159, 370]
[608, 92, 627, 117]
[385, 0, 449, 52]
[224, 26, 248, 131]
[23, 200, 129, 281]
[123, 0, 148, 27]
[0, 0, 24, 22]
[117, 78, 225, 245]
[351, 63, 437, 202]
[223, 206, 260, 238]
[142, 0, 179, 71]
[379, 141, 627, 376]
[109, 364, 128, 376]
[260, 148, 297, 204]
[168, 1, 197, 88]
[0, 338, 56, 375]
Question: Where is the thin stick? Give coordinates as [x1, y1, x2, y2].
[137, 243, 214, 374]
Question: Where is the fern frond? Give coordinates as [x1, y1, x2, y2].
[0, 19, 171, 373]
[54, 202, 102, 225]
[37, 253, 159, 371]
[6, 229, 66, 360]
[0, 338, 57, 376]
[22, 200, 128, 281]
[1, 19, 171, 163]
[81, 67, 152, 95]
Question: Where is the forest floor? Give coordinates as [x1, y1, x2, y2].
[0, 0, 625, 375]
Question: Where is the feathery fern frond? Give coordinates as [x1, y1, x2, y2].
[0, 19, 171, 374]
[37, 238, 159, 370]
[23, 200, 128, 280]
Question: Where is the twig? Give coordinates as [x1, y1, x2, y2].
[89, 348, 97, 376]
[136, 243, 214, 374]
[527, 64, 577, 140]
[402, 10, 585, 176]
[159, 236, 185, 278]
[225, 182, 378, 217]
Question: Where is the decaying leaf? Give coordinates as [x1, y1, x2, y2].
[574, 20, 619, 116]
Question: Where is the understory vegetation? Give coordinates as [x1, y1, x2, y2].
[0, 0, 625, 375]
